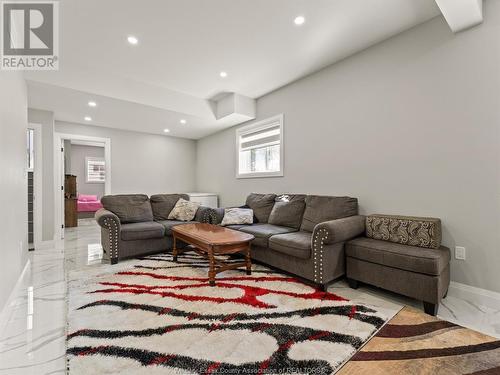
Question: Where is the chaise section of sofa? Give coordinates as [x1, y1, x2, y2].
[213, 193, 365, 289]
[345, 214, 450, 315]
[95, 193, 212, 264]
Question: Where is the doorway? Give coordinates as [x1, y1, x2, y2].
[54, 133, 111, 239]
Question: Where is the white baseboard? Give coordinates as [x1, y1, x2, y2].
[0, 259, 30, 337]
[447, 281, 500, 310]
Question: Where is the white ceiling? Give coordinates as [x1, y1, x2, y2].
[26, 0, 441, 139]
[27, 80, 223, 139]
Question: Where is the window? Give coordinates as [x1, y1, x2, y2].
[236, 114, 283, 178]
[86, 157, 105, 183]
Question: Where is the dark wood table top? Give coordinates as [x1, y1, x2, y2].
[172, 223, 254, 246]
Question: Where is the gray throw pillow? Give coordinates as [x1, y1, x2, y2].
[300, 195, 358, 232]
[268, 194, 306, 229]
[245, 193, 276, 223]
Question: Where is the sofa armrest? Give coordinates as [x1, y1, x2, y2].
[95, 208, 121, 229]
[95, 209, 121, 263]
[313, 215, 365, 245]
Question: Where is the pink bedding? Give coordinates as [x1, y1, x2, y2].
[77, 200, 103, 212]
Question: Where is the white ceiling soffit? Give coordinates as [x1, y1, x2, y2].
[26, 81, 252, 139]
[435, 0, 483, 33]
[25, 0, 442, 139]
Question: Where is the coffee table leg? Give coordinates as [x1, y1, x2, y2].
[172, 234, 178, 262]
[246, 243, 252, 275]
[208, 247, 216, 287]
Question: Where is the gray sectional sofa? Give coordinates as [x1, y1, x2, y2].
[95, 194, 212, 264]
[210, 193, 366, 290]
[94, 192, 451, 315]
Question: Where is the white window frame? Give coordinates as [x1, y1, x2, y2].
[85, 156, 106, 184]
[235, 114, 284, 179]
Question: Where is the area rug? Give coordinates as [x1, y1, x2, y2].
[337, 306, 500, 375]
[66, 251, 397, 374]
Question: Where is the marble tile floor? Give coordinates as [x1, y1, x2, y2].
[0, 219, 498, 374]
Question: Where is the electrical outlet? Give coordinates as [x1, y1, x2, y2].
[455, 246, 466, 260]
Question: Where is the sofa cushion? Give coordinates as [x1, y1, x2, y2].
[238, 223, 296, 248]
[366, 214, 442, 249]
[225, 224, 251, 230]
[245, 193, 277, 223]
[120, 222, 165, 241]
[157, 220, 199, 236]
[269, 231, 312, 259]
[101, 194, 154, 223]
[150, 194, 189, 221]
[168, 198, 200, 221]
[268, 194, 306, 229]
[300, 195, 358, 232]
[346, 237, 450, 276]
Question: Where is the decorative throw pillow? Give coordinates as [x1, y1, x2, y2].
[239, 205, 259, 223]
[366, 214, 441, 249]
[220, 208, 254, 226]
[167, 198, 200, 221]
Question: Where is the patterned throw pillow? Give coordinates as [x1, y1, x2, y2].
[167, 198, 200, 221]
[220, 208, 254, 226]
[365, 214, 441, 249]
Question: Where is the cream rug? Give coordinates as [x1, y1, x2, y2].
[67, 252, 397, 374]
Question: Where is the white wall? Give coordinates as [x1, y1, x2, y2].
[28, 108, 55, 242]
[70, 144, 105, 198]
[0, 72, 28, 310]
[196, 3, 500, 293]
[55, 121, 196, 195]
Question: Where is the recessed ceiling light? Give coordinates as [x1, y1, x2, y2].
[163, 128, 170, 133]
[88, 101, 97, 107]
[127, 36, 139, 45]
[294, 16, 305, 26]
[180, 119, 187, 124]
[219, 71, 228, 78]
[84, 116, 92, 121]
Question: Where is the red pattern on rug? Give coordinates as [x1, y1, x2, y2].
[91, 275, 347, 309]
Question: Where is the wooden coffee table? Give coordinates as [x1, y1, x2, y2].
[172, 223, 254, 286]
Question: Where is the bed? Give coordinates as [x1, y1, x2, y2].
[77, 194, 103, 218]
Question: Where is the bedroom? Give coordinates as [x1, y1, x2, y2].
[63, 140, 105, 226]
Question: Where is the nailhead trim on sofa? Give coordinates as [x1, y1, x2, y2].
[102, 217, 119, 261]
[312, 228, 329, 284]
